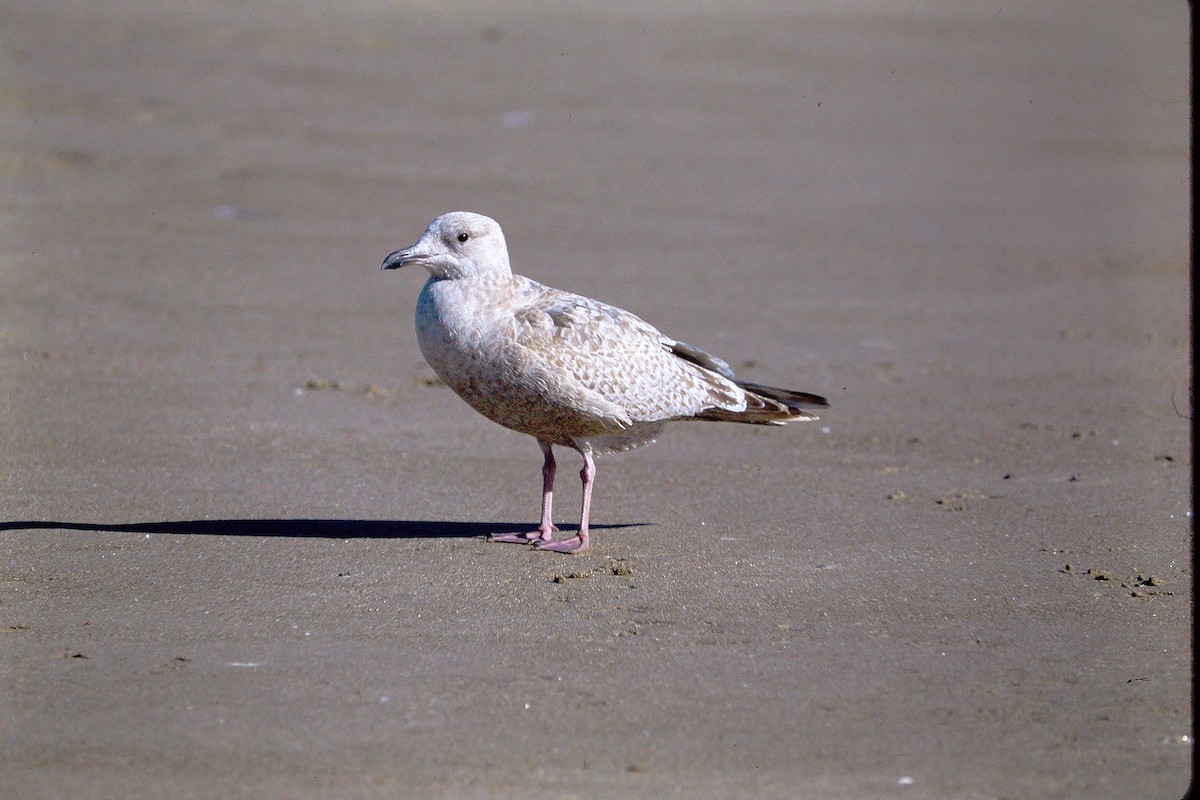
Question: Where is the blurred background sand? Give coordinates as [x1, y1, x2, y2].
[1, 2, 1190, 798]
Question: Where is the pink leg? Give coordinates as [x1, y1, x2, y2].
[491, 440, 559, 544]
[537, 448, 594, 554]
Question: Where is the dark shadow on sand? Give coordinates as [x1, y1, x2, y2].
[0, 519, 647, 539]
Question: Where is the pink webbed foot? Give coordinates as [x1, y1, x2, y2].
[535, 534, 589, 554]
[534, 450, 596, 554]
[491, 439, 560, 546]
[490, 525, 557, 545]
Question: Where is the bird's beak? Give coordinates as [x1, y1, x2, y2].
[381, 248, 413, 270]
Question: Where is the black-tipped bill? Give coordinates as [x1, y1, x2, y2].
[381, 250, 409, 270]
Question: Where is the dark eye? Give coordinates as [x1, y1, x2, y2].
[457, 232, 470, 243]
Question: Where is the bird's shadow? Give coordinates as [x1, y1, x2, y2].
[0, 518, 646, 539]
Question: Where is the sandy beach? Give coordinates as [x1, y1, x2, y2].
[1, 2, 1191, 798]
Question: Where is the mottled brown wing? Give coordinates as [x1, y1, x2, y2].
[511, 283, 744, 423]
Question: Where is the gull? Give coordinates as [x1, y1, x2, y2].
[382, 212, 828, 553]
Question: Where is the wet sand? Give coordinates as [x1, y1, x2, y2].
[1, 2, 1191, 798]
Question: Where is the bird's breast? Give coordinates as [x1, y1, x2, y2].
[414, 277, 527, 404]
[417, 279, 501, 369]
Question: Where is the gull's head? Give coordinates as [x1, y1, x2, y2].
[381, 212, 511, 280]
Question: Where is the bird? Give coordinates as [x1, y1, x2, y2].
[381, 212, 828, 553]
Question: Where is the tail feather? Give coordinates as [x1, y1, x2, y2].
[668, 338, 828, 425]
[695, 380, 829, 425]
[738, 381, 829, 412]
